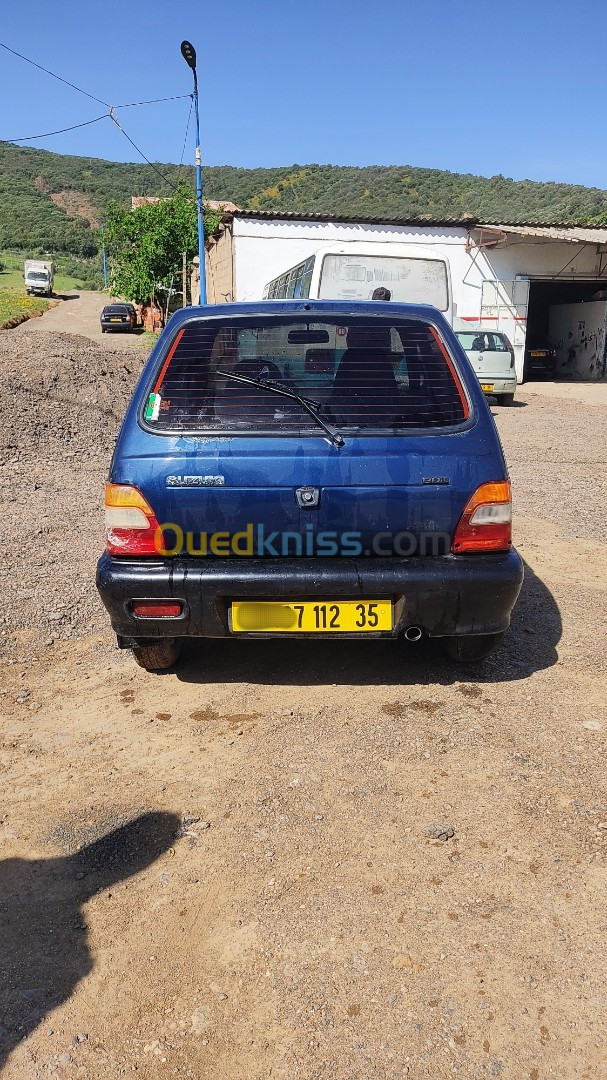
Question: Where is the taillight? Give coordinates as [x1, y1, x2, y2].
[132, 600, 183, 618]
[452, 481, 512, 553]
[105, 483, 162, 556]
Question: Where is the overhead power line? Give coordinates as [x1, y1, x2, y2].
[5, 114, 108, 143]
[1, 40, 195, 196]
[179, 96, 194, 165]
[0, 40, 109, 106]
[108, 109, 180, 192]
[115, 93, 192, 108]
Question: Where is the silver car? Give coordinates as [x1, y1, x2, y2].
[455, 330, 516, 406]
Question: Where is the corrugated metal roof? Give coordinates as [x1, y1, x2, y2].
[222, 208, 607, 242]
[490, 223, 607, 244]
[230, 209, 476, 226]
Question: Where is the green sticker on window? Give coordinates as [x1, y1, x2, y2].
[145, 393, 161, 421]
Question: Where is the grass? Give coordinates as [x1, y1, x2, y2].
[0, 287, 51, 325]
[0, 258, 86, 324]
[136, 329, 160, 349]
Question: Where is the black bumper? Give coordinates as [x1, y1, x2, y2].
[96, 551, 524, 643]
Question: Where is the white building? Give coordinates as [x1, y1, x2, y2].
[205, 211, 607, 382]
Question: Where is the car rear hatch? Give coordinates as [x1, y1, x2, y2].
[110, 308, 505, 557]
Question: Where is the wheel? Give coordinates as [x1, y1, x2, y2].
[497, 393, 515, 406]
[442, 632, 505, 662]
[132, 641, 181, 672]
[101, 327, 106, 333]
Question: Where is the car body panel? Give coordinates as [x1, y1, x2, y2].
[97, 300, 523, 645]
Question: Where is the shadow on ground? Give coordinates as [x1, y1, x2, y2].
[491, 400, 528, 412]
[0, 812, 179, 1071]
[53, 294, 80, 302]
[176, 560, 561, 687]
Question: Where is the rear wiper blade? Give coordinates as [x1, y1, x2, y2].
[217, 370, 344, 448]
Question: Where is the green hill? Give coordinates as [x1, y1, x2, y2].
[3, 141, 607, 260]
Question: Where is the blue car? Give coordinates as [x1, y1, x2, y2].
[96, 300, 523, 671]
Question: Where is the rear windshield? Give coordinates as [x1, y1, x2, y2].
[144, 317, 469, 433]
[104, 305, 129, 313]
[456, 332, 509, 352]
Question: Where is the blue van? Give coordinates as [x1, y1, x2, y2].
[96, 300, 523, 671]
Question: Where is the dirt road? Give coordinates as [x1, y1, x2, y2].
[13, 291, 149, 347]
[1, 326, 606, 1079]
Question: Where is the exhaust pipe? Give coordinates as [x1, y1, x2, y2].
[404, 625, 423, 642]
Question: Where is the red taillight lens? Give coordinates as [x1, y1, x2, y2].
[452, 481, 512, 553]
[105, 483, 163, 556]
[132, 600, 183, 618]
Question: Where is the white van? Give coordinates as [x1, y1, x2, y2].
[455, 329, 516, 406]
[263, 243, 453, 324]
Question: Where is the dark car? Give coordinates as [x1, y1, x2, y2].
[100, 303, 137, 333]
[96, 300, 523, 672]
[524, 335, 557, 378]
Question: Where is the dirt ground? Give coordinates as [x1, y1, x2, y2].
[11, 291, 150, 348]
[1, 301, 606, 1079]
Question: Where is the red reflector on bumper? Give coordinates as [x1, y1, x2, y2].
[132, 601, 183, 618]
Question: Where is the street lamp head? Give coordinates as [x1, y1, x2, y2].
[180, 40, 197, 70]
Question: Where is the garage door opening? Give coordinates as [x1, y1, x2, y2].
[526, 279, 607, 380]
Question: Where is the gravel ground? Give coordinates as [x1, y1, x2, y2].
[1, 322, 606, 1080]
[0, 329, 145, 647]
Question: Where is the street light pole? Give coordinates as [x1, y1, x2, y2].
[181, 40, 206, 305]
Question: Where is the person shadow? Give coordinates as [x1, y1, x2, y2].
[0, 811, 179, 1072]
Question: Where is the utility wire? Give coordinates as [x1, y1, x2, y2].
[115, 93, 191, 108]
[1, 39, 194, 196]
[108, 109, 180, 192]
[4, 113, 108, 143]
[0, 40, 109, 106]
[179, 96, 194, 165]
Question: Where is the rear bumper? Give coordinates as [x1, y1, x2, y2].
[525, 357, 556, 375]
[478, 376, 517, 395]
[96, 551, 524, 642]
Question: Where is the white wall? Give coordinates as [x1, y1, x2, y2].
[231, 217, 607, 381]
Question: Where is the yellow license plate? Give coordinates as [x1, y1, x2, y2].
[480, 383, 494, 392]
[110, 317, 121, 322]
[530, 350, 547, 357]
[231, 600, 393, 633]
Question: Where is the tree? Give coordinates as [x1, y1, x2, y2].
[102, 187, 222, 305]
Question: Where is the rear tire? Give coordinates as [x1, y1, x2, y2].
[442, 632, 505, 662]
[132, 641, 181, 672]
[497, 393, 515, 406]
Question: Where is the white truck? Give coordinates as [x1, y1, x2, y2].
[24, 260, 55, 297]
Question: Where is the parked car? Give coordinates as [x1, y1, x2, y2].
[100, 303, 137, 332]
[524, 335, 557, 379]
[96, 300, 523, 671]
[455, 329, 516, 405]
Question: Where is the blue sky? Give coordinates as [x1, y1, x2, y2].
[1, 0, 606, 188]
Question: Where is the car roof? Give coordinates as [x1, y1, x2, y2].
[456, 328, 508, 338]
[163, 298, 450, 328]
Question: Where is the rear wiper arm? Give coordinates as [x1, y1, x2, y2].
[217, 370, 344, 448]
